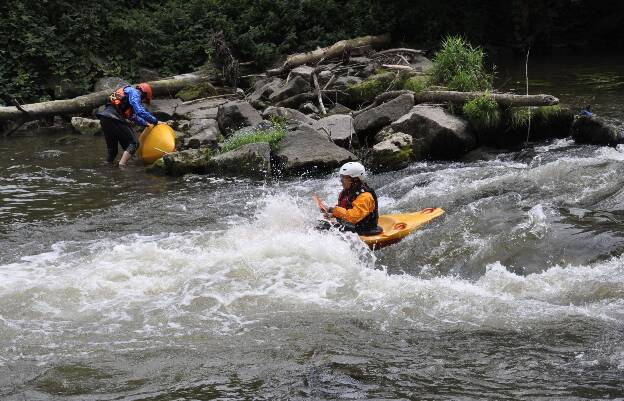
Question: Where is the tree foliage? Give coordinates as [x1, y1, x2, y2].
[1, 0, 622, 103]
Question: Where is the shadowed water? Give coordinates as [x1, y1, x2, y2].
[1, 56, 623, 400]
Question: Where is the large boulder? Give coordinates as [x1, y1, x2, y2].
[369, 132, 414, 172]
[161, 149, 211, 176]
[149, 99, 182, 121]
[410, 55, 434, 73]
[275, 124, 357, 176]
[314, 114, 356, 148]
[71, 117, 102, 136]
[174, 98, 229, 120]
[175, 81, 217, 101]
[209, 142, 271, 179]
[353, 93, 415, 137]
[248, 77, 284, 106]
[268, 76, 311, 103]
[262, 106, 315, 125]
[216, 101, 263, 134]
[289, 65, 315, 83]
[571, 115, 622, 146]
[392, 104, 476, 159]
[186, 119, 219, 149]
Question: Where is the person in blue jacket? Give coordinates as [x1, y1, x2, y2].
[580, 104, 593, 117]
[96, 83, 163, 167]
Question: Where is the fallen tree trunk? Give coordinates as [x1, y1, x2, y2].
[268, 34, 391, 76]
[0, 73, 212, 122]
[413, 91, 559, 107]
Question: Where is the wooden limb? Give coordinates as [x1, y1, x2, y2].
[413, 91, 559, 107]
[381, 64, 415, 71]
[270, 34, 391, 76]
[373, 48, 423, 57]
[0, 73, 213, 122]
[312, 73, 326, 115]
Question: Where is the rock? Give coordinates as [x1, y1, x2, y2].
[462, 147, 500, 162]
[216, 101, 263, 134]
[299, 102, 320, 115]
[263, 106, 315, 125]
[571, 115, 623, 146]
[531, 106, 575, 140]
[369, 132, 414, 171]
[344, 71, 396, 105]
[410, 55, 434, 73]
[331, 76, 363, 89]
[175, 81, 217, 101]
[328, 103, 352, 115]
[53, 79, 84, 99]
[149, 99, 182, 121]
[274, 124, 357, 176]
[318, 70, 332, 85]
[349, 56, 372, 65]
[174, 98, 229, 120]
[248, 77, 284, 105]
[268, 76, 311, 103]
[162, 149, 211, 176]
[186, 119, 219, 149]
[94, 77, 127, 92]
[290, 65, 315, 83]
[36, 150, 66, 159]
[353, 93, 414, 136]
[71, 117, 102, 136]
[52, 135, 79, 145]
[314, 114, 356, 148]
[391, 104, 477, 159]
[210, 142, 271, 179]
[374, 126, 396, 143]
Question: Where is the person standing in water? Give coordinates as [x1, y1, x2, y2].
[96, 83, 163, 167]
[315, 162, 382, 235]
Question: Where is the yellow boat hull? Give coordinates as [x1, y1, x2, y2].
[137, 125, 176, 164]
[360, 207, 445, 249]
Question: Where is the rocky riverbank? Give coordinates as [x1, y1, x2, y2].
[13, 43, 624, 179]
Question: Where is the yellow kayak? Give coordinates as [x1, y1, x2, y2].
[360, 207, 445, 249]
[137, 124, 176, 164]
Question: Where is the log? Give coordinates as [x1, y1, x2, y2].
[268, 34, 391, 76]
[0, 73, 212, 122]
[413, 91, 559, 107]
[373, 48, 424, 57]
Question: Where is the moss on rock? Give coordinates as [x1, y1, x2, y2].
[175, 82, 217, 102]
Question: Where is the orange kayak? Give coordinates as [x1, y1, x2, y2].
[137, 124, 176, 164]
[360, 207, 445, 249]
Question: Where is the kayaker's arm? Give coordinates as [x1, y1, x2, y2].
[331, 192, 375, 224]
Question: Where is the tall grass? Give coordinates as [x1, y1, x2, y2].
[430, 35, 494, 92]
[462, 94, 501, 130]
[220, 120, 287, 153]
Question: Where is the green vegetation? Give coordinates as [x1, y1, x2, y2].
[402, 75, 429, 93]
[346, 71, 396, 104]
[220, 121, 287, 153]
[462, 94, 501, 130]
[430, 35, 493, 92]
[175, 82, 217, 102]
[535, 105, 562, 121]
[509, 107, 532, 129]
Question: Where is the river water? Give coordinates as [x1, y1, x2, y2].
[1, 56, 623, 400]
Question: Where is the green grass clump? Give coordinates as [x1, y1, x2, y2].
[430, 35, 494, 92]
[402, 75, 429, 93]
[220, 121, 287, 153]
[509, 107, 532, 129]
[535, 104, 561, 121]
[346, 71, 396, 104]
[462, 94, 501, 130]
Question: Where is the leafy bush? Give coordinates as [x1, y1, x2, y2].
[509, 107, 532, 129]
[430, 35, 493, 92]
[462, 94, 500, 130]
[220, 121, 287, 153]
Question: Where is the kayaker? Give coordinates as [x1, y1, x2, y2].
[315, 162, 382, 235]
[96, 83, 164, 167]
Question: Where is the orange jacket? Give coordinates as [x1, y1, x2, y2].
[331, 192, 376, 224]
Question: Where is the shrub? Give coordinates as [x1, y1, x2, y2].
[462, 94, 501, 130]
[509, 107, 532, 129]
[430, 35, 493, 92]
[220, 121, 287, 153]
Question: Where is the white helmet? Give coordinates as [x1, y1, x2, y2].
[339, 161, 365, 178]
